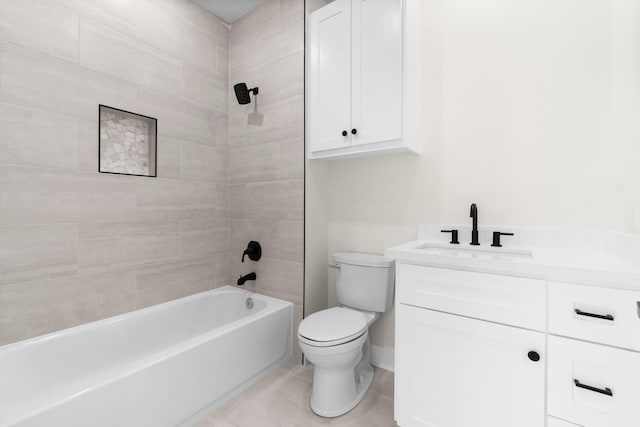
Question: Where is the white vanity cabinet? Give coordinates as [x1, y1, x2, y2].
[394, 261, 640, 427]
[395, 264, 546, 427]
[306, 0, 421, 159]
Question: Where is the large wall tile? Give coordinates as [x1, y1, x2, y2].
[136, 258, 215, 308]
[183, 74, 228, 113]
[216, 113, 229, 148]
[245, 181, 280, 220]
[279, 220, 303, 263]
[50, 0, 138, 38]
[0, 224, 77, 286]
[215, 252, 229, 287]
[277, 180, 304, 221]
[229, 184, 247, 219]
[0, 269, 137, 345]
[245, 180, 303, 221]
[229, 142, 279, 184]
[135, 0, 184, 58]
[136, 177, 216, 221]
[156, 136, 182, 179]
[181, 219, 228, 260]
[0, 166, 137, 224]
[0, 103, 78, 170]
[78, 221, 180, 272]
[241, 259, 303, 306]
[234, 51, 303, 106]
[0, 0, 79, 63]
[138, 88, 217, 146]
[77, 119, 98, 172]
[79, 19, 182, 97]
[181, 142, 227, 183]
[278, 137, 304, 180]
[0, 43, 139, 122]
[229, 96, 303, 148]
[215, 182, 229, 219]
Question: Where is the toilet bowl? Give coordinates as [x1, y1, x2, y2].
[298, 253, 394, 417]
[298, 307, 378, 417]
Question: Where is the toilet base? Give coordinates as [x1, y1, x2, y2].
[307, 335, 374, 418]
[310, 364, 373, 417]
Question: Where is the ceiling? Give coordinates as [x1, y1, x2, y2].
[194, 0, 270, 24]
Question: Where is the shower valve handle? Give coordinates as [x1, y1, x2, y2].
[242, 241, 262, 262]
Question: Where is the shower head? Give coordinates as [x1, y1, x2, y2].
[233, 82, 259, 105]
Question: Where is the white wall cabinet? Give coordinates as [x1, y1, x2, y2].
[306, 0, 420, 159]
[396, 305, 545, 427]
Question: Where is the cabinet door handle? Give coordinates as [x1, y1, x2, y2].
[342, 130, 348, 137]
[351, 128, 357, 135]
[573, 379, 613, 396]
[574, 308, 614, 321]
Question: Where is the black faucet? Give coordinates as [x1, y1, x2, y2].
[470, 203, 480, 245]
[237, 272, 256, 286]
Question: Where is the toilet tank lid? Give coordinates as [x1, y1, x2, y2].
[333, 252, 394, 268]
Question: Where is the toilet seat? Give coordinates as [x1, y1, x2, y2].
[298, 307, 369, 347]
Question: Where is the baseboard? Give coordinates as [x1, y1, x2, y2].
[371, 344, 394, 372]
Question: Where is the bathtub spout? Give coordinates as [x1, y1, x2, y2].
[237, 272, 256, 286]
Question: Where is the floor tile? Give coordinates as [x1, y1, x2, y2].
[197, 362, 397, 427]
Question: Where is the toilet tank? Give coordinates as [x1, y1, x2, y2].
[334, 252, 395, 313]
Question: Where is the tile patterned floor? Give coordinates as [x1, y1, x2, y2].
[196, 362, 397, 427]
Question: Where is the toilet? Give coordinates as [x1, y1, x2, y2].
[298, 252, 395, 417]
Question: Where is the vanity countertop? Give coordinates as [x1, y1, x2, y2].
[385, 225, 640, 291]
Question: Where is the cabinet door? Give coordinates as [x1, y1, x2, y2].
[351, 0, 403, 146]
[396, 305, 545, 427]
[307, 0, 352, 152]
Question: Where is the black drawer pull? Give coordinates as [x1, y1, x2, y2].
[574, 308, 614, 321]
[574, 379, 613, 396]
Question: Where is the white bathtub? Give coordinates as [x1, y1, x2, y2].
[0, 286, 292, 427]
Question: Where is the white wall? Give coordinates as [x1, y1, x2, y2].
[314, 0, 640, 349]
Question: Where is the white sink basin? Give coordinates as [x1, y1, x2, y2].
[415, 243, 533, 260]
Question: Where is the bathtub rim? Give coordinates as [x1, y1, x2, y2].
[0, 285, 290, 356]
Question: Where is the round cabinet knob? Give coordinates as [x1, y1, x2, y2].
[527, 351, 541, 362]
[351, 128, 358, 135]
[341, 130, 348, 136]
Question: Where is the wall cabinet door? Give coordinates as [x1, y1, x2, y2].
[396, 305, 545, 427]
[350, 0, 403, 146]
[307, 0, 352, 152]
[307, 0, 409, 158]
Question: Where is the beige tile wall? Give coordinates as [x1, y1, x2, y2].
[228, 0, 305, 360]
[0, 0, 230, 345]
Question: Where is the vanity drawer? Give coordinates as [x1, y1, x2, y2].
[548, 335, 640, 427]
[548, 281, 640, 351]
[397, 264, 546, 330]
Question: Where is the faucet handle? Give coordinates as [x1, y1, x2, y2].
[241, 241, 262, 262]
[491, 231, 514, 247]
[441, 229, 460, 244]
